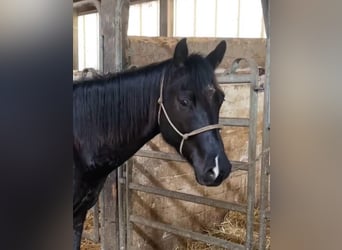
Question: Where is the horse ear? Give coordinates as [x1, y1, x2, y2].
[173, 38, 188, 66]
[206, 41, 227, 69]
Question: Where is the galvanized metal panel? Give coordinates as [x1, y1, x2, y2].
[130, 215, 246, 250]
[129, 183, 247, 213]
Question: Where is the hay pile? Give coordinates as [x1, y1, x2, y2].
[81, 238, 100, 250]
[184, 210, 270, 250]
[81, 211, 100, 250]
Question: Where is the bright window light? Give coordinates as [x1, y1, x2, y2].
[174, 0, 195, 37]
[195, 0, 215, 37]
[239, 0, 264, 38]
[128, 1, 159, 36]
[216, 0, 239, 37]
[174, 0, 266, 38]
[78, 13, 99, 70]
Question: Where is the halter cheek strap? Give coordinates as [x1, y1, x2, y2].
[157, 72, 223, 155]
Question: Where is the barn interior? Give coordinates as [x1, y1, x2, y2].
[73, 0, 270, 249]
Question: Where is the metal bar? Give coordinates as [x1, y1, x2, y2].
[231, 161, 249, 171]
[130, 215, 245, 250]
[134, 150, 249, 171]
[216, 74, 254, 83]
[245, 59, 259, 250]
[129, 183, 247, 213]
[261, 0, 269, 38]
[135, 150, 186, 162]
[219, 117, 249, 127]
[125, 159, 134, 249]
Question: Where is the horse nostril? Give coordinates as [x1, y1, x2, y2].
[207, 169, 215, 179]
[206, 168, 218, 181]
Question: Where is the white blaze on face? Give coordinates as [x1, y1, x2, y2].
[213, 155, 219, 179]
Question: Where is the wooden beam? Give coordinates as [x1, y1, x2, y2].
[100, 0, 115, 73]
[100, 173, 119, 250]
[73, 0, 100, 13]
[98, 0, 129, 249]
[73, 10, 78, 70]
[113, 0, 130, 71]
[101, 0, 129, 73]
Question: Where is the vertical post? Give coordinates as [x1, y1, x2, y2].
[99, 1, 118, 248]
[258, 37, 270, 250]
[99, 0, 129, 249]
[73, 10, 78, 70]
[118, 163, 127, 250]
[259, 0, 270, 248]
[159, 0, 168, 36]
[125, 159, 134, 249]
[100, 172, 119, 250]
[101, 0, 129, 73]
[113, 0, 130, 71]
[245, 59, 259, 250]
[167, 0, 174, 37]
[100, 0, 115, 73]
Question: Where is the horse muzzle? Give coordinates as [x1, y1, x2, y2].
[194, 154, 232, 186]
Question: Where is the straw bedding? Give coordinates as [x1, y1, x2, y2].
[180, 209, 270, 250]
[81, 209, 270, 250]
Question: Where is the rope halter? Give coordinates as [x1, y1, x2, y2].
[157, 71, 224, 155]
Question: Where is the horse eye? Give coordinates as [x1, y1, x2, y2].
[180, 98, 190, 107]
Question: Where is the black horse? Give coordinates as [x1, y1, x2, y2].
[73, 38, 232, 250]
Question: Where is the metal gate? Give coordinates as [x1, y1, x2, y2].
[116, 58, 270, 250]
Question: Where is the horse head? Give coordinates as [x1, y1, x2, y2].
[158, 38, 232, 186]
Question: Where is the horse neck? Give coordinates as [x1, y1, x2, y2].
[117, 68, 163, 145]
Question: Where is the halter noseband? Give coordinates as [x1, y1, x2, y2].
[157, 71, 224, 155]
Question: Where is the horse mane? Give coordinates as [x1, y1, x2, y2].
[73, 60, 171, 150]
[73, 53, 218, 152]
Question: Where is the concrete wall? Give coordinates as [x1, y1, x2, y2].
[128, 37, 267, 250]
[127, 36, 266, 69]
